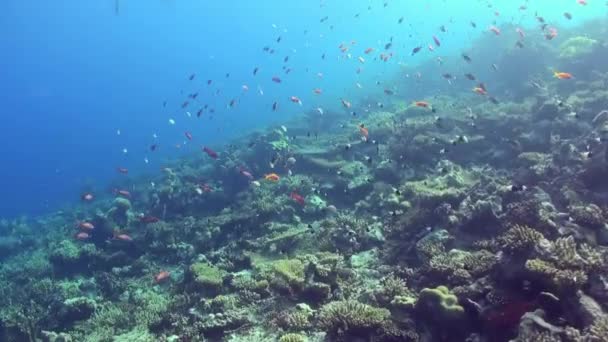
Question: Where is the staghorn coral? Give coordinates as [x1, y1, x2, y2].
[278, 333, 307, 342]
[525, 258, 588, 292]
[589, 316, 608, 341]
[499, 225, 545, 254]
[504, 200, 542, 229]
[373, 273, 413, 306]
[274, 309, 313, 331]
[569, 204, 605, 230]
[317, 300, 390, 339]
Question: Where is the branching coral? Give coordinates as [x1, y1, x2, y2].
[499, 225, 545, 254]
[317, 300, 390, 338]
[278, 333, 307, 342]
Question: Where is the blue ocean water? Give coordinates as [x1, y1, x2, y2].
[0, 0, 605, 219]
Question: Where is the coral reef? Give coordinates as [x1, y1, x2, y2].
[2, 17, 608, 342]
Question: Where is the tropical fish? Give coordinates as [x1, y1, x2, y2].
[264, 173, 280, 181]
[185, 132, 193, 141]
[359, 124, 369, 139]
[554, 71, 573, 79]
[290, 96, 303, 105]
[113, 233, 133, 242]
[75, 232, 90, 240]
[154, 271, 170, 283]
[290, 192, 306, 206]
[489, 26, 501, 35]
[115, 189, 131, 198]
[81, 192, 94, 202]
[140, 216, 160, 224]
[414, 101, 430, 108]
[473, 87, 487, 95]
[432, 35, 441, 47]
[202, 146, 219, 159]
[77, 221, 95, 231]
[364, 47, 374, 54]
[117, 167, 129, 174]
[272, 76, 282, 83]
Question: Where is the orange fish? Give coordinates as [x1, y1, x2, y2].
[413, 101, 430, 108]
[115, 189, 131, 198]
[473, 87, 487, 95]
[264, 173, 280, 181]
[359, 124, 369, 138]
[77, 221, 95, 231]
[554, 71, 572, 79]
[75, 232, 90, 240]
[489, 26, 501, 35]
[113, 232, 133, 242]
[154, 270, 171, 283]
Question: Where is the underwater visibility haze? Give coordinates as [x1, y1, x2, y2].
[1, 0, 608, 341]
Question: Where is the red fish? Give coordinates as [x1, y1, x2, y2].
[414, 101, 430, 108]
[154, 270, 171, 283]
[117, 167, 129, 174]
[364, 47, 374, 54]
[140, 216, 160, 224]
[432, 35, 441, 47]
[202, 146, 218, 159]
[290, 192, 306, 206]
[313, 88, 322, 95]
[578, 0, 587, 5]
[185, 132, 193, 141]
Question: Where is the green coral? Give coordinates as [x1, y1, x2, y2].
[416, 286, 465, 322]
[190, 262, 227, 292]
[270, 129, 290, 151]
[270, 258, 306, 288]
[559, 36, 598, 59]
